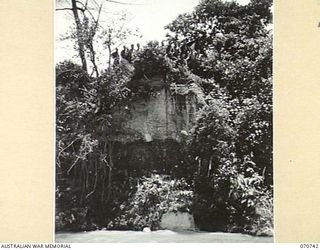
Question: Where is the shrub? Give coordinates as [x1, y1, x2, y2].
[189, 90, 273, 234]
[249, 189, 273, 236]
[107, 174, 193, 231]
[55, 207, 97, 232]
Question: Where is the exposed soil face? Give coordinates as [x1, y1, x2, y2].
[110, 77, 200, 144]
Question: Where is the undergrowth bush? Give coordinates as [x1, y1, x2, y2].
[107, 174, 193, 231]
[55, 207, 97, 232]
[249, 189, 273, 236]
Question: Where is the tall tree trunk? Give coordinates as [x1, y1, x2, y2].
[107, 40, 112, 71]
[88, 43, 99, 77]
[71, 0, 88, 73]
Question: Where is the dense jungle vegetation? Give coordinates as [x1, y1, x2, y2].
[56, 0, 273, 236]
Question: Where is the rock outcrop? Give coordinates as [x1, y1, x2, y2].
[160, 212, 196, 231]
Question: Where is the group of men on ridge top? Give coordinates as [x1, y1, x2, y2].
[111, 43, 141, 65]
[110, 15, 228, 66]
[110, 39, 207, 67]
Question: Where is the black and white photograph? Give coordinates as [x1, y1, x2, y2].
[55, 0, 273, 243]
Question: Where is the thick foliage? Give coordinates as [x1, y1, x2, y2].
[164, 0, 273, 234]
[108, 174, 193, 231]
[56, 60, 134, 230]
[56, 0, 273, 236]
[166, 0, 272, 100]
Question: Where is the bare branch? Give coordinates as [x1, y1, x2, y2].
[76, 0, 88, 11]
[96, 4, 103, 23]
[94, 4, 103, 32]
[67, 157, 80, 175]
[86, 163, 98, 199]
[76, 1, 99, 26]
[91, 0, 101, 9]
[55, 7, 85, 12]
[106, 0, 143, 6]
[58, 138, 80, 156]
[56, 7, 73, 11]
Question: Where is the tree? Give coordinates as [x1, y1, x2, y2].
[99, 13, 140, 71]
[71, 0, 89, 73]
[56, 0, 105, 76]
[56, 0, 141, 77]
[55, 0, 144, 230]
[164, 0, 273, 234]
[165, 0, 272, 99]
[56, 59, 134, 230]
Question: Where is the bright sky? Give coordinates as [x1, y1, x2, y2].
[55, 0, 253, 65]
[127, 0, 251, 42]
